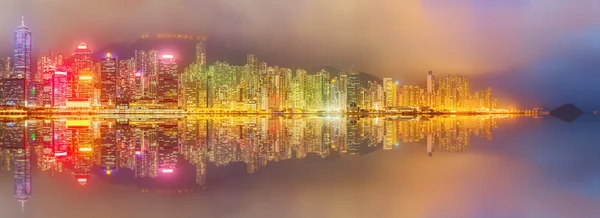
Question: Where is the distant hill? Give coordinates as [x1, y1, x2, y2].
[550, 103, 583, 122]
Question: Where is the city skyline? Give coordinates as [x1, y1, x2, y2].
[0, 17, 531, 114]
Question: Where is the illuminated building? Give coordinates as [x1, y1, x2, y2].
[427, 71, 435, 94]
[0, 57, 12, 79]
[11, 17, 31, 107]
[347, 69, 360, 111]
[51, 70, 69, 108]
[100, 53, 118, 108]
[26, 81, 42, 108]
[196, 41, 207, 68]
[157, 54, 179, 108]
[117, 59, 135, 109]
[3, 79, 25, 106]
[73, 43, 92, 98]
[77, 71, 94, 100]
[399, 85, 424, 107]
[134, 50, 148, 99]
[383, 78, 397, 108]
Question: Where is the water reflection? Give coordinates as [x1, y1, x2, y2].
[0, 115, 513, 211]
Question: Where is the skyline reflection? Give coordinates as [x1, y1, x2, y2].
[0, 115, 516, 211]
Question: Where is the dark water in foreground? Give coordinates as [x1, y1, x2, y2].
[1, 115, 600, 218]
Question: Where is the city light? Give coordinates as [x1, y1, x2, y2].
[77, 43, 88, 49]
[79, 75, 92, 80]
[78, 147, 93, 152]
[161, 54, 174, 59]
[161, 169, 174, 173]
[77, 178, 88, 185]
[54, 71, 67, 75]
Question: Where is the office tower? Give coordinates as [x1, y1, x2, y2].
[157, 54, 179, 108]
[134, 50, 147, 98]
[100, 53, 117, 108]
[383, 78, 397, 108]
[73, 43, 92, 98]
[347, 69, 360, 110]
[427, 71, 435, 94]
[5, 17, 31, 107]
[338, 72, 348, 110]
[147, 50, 160, 98]
[13, 17, 31, 81]
[3, 79, 25, 106]
[52, 70, 69, 108]
[196, 41, 207, 68]
[77, 70, 94, 100]
[0, 57, 12, 79]
[117, 59, 134, 109]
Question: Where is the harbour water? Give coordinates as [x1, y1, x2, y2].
[0, 115, 599, 218]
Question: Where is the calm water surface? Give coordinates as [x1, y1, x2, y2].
[1, 115, 600, 218]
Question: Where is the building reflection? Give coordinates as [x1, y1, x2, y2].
[0, 115, 515, 210]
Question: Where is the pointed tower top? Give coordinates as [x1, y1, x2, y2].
[21, 16, 25, 26]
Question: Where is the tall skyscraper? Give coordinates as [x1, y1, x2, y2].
[196, 41, 207, 68]
[13, 17, 31, 80]
[73, 43, 92, 98]
[5, 17, 32, 107]
[427, 71, 435, 94]
[157, 54, 179, 108]
[383, 78, 397, 108]
[100, 53, 118, 108]
[347, 69, 360, 110]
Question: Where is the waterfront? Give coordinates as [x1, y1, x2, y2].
[0, 115, 599, 217]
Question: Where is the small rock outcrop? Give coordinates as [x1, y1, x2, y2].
[550, 104, 583, 122]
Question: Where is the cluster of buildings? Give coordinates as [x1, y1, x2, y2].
[0, 18, 505, 113]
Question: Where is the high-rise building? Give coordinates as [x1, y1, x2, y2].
[157, 54, 179, 107]
[52, 70, 69, 108]
[13, 17, 31, 80]
[427, 71, 435, 94]
[347, 70, 361, 110]
[73, 43, 93, 98]
[7, 17, 32, 107]
[100, 53, 118, 108]
[3, 79, 25, 106]
[196, 41, 207, 68]
[383, 78, 397, 108]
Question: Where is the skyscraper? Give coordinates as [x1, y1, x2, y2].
[73, 43, 92, 98]
[427, 71, 435, 94]
[383, 78, 397, 108]
[196, 41, 207, 68]
[100, 53, 118, 108]
[157, 54, 179, 108]
[13, 17, 31, 80]
[347, 69, 360, 110]
[6, 17, 31, 107]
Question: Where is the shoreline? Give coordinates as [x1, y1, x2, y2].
[0, 109, 540, 116]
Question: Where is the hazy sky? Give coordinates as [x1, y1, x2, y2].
[0, 0, 599, 109]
